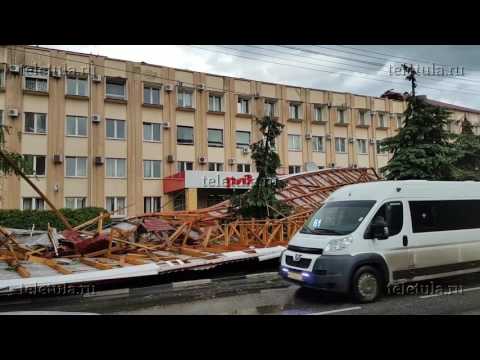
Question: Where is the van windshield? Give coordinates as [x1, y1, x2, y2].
[302, 200, 376, 236]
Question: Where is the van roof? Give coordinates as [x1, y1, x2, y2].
[328, 180, 480, 202]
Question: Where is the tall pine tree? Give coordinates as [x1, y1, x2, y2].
[453, 116, 480, 180]
[379, 95, 458, 180]
[231, 115, 292, 219]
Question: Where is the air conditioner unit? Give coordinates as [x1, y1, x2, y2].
[254, 92, 261, 99]
[305, 134, 312, 140]
[94, 156, 104, 165]
[51, 69, 62, 78]
[9, 65, 21, 74]
[242, 147, 250, 155]
[91, 114, 101, 123]
[162, 121, 171, 129]
[53, 154, 63, 164]
[164, 84, 174, 92]
[369, 139, 376, 144]
[92, 74, 102, 83]
[325, 134, 332, 140]
[228, 158, 236, 166]
[348, 138, 355, 143]
[198, 156, 207, 165]
[8, 109, 19, 117]
[197, 84, 206, 91]
[166, 154, 175, 163]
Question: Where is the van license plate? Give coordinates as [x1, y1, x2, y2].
[288, 272, 303, 281]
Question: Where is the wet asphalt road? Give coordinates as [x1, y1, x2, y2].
[3, 269, 480, 315]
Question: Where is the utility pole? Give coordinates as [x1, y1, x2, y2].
[402, 64, 417, 97]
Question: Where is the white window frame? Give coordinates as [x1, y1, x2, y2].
[396, 115, 403, 128]
[143, 122, 162, 143]
[22, 197, 45, 210]
[177, 87, 195, 108]
[378, 113, 387, 128]
[66, 76, 89, 97]
[106, 197, 126, 217]
[143, 160, 162, 179]
[105, 119, 126, 140]
[177, 125, 194, 145]
[314, 106, 325, 122]
[208, 94, 223, 112]
[376, 140, 387, 155]
[66, 115, 88, 137]
[207, 128, 224, 147]
[144, 196, 162, 213]
[288, 134, 302, 151]
[105, 77, 127, 100]
[208, 162, 224, 171]
[288, 165, 301, 174]
[0, 109, 4, 126]
[337, 109, 347, 124]
[264, 100, 277, 117]
[24, 112, 48, 134]
[357, 139, 368, 154]
[65, 197, 87, 209]
[237, 97, 250, 114]
[143, 85, 162, 105]
[23, 67, 49, 93]
[312, 136, 324, 152]
[106, 158, 127, 178]
[24, 154, 47, 177]
[237, 163, 251, 172]
[177, 161, 194, 172]
[289, 103, 302, 120]
[0, 68, 5, 89]
[358, 110, 370, 126]
[335, 137, 347, 153]
[65, 156, 88, 178]
[236, 131, 251, 148]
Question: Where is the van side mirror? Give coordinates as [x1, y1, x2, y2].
[365, 220, 389, 240]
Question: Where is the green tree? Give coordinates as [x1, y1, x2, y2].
[0, 123, 29, 176]
[453, 117, 480, 180]
[379, 95, 458, 180]
[231, 116, 292, 219]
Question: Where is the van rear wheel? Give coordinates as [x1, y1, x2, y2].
[351, 265, 382, 303]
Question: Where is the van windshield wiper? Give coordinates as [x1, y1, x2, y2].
[310, 228, 343, 235]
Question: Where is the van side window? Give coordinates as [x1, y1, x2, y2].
[371, 201, 403, 236]
[409, 200, 480, 233]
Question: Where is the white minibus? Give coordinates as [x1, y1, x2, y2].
[279, 180, 480, 302]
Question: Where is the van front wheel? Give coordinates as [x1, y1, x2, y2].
[351, 265, 382, 303]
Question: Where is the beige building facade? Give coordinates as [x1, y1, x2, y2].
[0, 45, 479, 216]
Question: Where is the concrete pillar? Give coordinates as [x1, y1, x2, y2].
[185, 188, 197, 210]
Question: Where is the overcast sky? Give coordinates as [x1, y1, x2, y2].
[42, 45, 480, 110]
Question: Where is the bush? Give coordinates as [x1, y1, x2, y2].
[0, 207, 110, 231]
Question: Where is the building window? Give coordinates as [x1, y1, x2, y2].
[264, 100, 276, 117]
[65, 197, 86, 209]
[24, 112, 47, 134]
[237, 163, 251, 172]
[289, 103, 301, 120]
[337, 109, 346, 124]
[66, 115, 87, 137]
[66, 76, 88, 97]
[22, 197, 45, 210]
[173, 193, 186, 211]
[24, 77, 48, 92]
[0, 69, 5, 89]
[24, 155, 46, 176]
[378, 113, 387, 128]
[177, 126, 194, 145]
[237, 98, 250, 114]
[376, 140, 387, 154]
[0, 110, 3, 126]
[335, 137, 347, 153]
[209, 94, 223, 112]
[397, 115, 403, 129]
[359, 111, 369, 126]
[144, 196, 161, 213]
[177, 88, 194, 108]
[236, 131, 251, 148]
[106, 78, 127, 100]
[106, 119, 126, 140]
[208, 162, 224, 171]
[208, 128, 223, 147]
[106, 197, 126, 216]
[288, 134, 302, 151]
[144, 85, 161, 105]
[177, 161, 193, 172]
[312, 136, 324, 152]
[357, 139, 368, 154]
[144, 160, 162, 178]
[106, 158, 126, 178]
[143, 122, 162, 142]
[289, 165, 301, 174]
[314, 106, 324, 122]
[65, 156, 87, 177]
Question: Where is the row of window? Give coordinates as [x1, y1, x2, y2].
[22, 196, 162, 215]
[286, 135, 387, 154]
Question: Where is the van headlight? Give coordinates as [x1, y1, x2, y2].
[324, 236, 354, 253]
